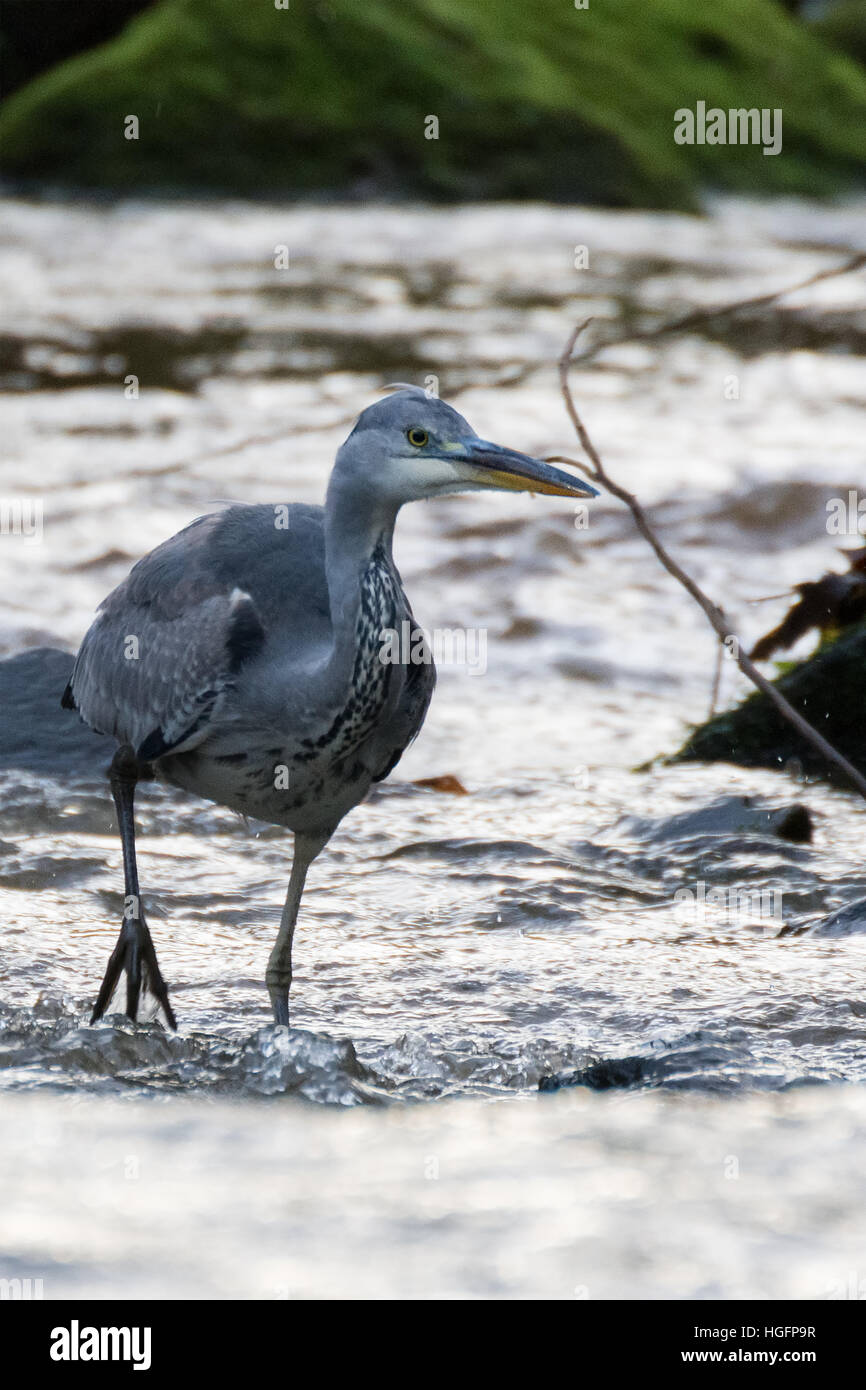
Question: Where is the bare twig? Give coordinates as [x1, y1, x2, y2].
[566, 252, 866, 370]
[557, 316, 866, 800]
[709, 638, 724, 720]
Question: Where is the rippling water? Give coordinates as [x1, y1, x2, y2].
[2, 195, 865, 1295]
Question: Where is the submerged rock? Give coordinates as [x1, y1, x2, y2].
[539, 1032, 767, 1094]
[805, 898, 866, 938]
[612, 794, 813, 845]
[0, 646, 106, 777]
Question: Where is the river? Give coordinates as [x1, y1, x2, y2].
[1, 193, 865, 1297]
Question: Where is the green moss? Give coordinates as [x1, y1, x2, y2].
[0, 0, 864, 203]
[812, 1, 866, 69]
[671, 620, 866, 790]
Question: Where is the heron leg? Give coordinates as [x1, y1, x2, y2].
[266, 831, 329, 1026]
[91, 744, 177, 1030]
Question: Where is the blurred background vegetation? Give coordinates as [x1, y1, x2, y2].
[0, 0, 864, 207]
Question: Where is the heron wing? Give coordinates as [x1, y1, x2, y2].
[63, 511, 269, 761]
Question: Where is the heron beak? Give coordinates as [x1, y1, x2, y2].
[456, 440, 599, 499]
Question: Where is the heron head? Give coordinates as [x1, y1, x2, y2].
[337, 387, 598, 506]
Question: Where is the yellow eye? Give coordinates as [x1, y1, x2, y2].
[407, 428, 429, 448]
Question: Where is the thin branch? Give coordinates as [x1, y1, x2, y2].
[557, 317, 866, 801]
[567, 252, 866, 370]
[709, 637, 724, 720]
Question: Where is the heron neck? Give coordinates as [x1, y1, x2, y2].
[323, 470, 400, 672]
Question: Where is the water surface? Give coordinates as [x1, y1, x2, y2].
[1, 195, 865, 1295]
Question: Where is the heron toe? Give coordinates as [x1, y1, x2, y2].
[91, 914, 177, 1030]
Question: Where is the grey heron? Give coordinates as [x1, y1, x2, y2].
[62, 388, 598, 1028]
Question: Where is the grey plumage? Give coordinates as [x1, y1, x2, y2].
[62, 388, 597, 1027]
[65, 504, 430, 832]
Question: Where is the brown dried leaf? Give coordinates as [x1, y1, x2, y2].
[751, 569, 866, 661]
[412, 774, 469, 795]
